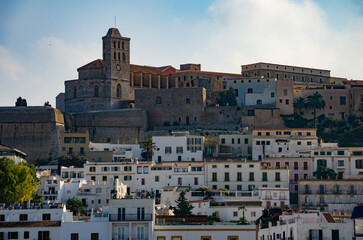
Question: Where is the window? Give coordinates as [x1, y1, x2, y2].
[294, 173, 299, 181]
[271, 92, 274, 98]
[186, 98, 190, 104]
[102, 176, 107, 181]
[171, 237, 182, 240]
[0, 215, 4, 221]
[141, 178, 145, 185]
[297, 141, 301, 145]
[257, 99, 262, 105]
[225, 172, 230, 181]
[212, 165, 217, 168]
[285, 99, 289, 105]
[8, 232, 18, 239]
[157, 237, 166, 240]
[137, 166, 142, 174]
[247, 88, 253, 93]
[201, 237, 211, 240]
[228, 236, 239, 240]
[116, 84, 121, 98]
[232, 138, 235, 144]
[69, 147, 73, 154]
[91, 233, 99, 240]
[340, 96, 346, 105]
[275, 172, 281, 181]
[165, 147, 172, 154]
[338, 150, 344, 155]
[303, 162, 308, 170]
[176, 146, 183, 154]
[124, 175, 132, 181]
[24, 231, 29, 239]
[178, 177, 182, 185]
[307, 141, 312, 145]
[94, 85, 99, 97]
[42, 213, 51, 220]
[38, 231, 50, 240]
[251, 211, 256, 217]
[317, 159, 327, 167]
[225, 164, 230, 168]
[338, 160, 344, 166]
[355, 160, 363, 169]
[319, 185, 325, 194]
[245, 138, 248, 144]
[19, 214, 28, 221]
[294, 162, 298, 170]
[233, 211, 238, 217]
[124, 166, 132, 171]
[237, 185, 242, 191]
[143, 166, 149, 174]
[247, 110, 255, 116]
[262, 172, 267, 181]
[194, 177, 198, 185]
[249, 172, 254, 181]
[283, 89, 288, 96]
[155, 176, 160, 182]
[155, 96, 162, 104]
[221, 138, 225, 144]
[212, 172, 217, 182]
[91, 176, 96, 181]
[71, 233, 79, 240]
[237, 172, 242, 181]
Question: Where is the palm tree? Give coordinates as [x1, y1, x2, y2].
[306, 92, 325, 127]
[66, 197, 86, 216]
[238, 204, 247, 219]
[293, 97, 306, 115]
[141, 138, 157, 163]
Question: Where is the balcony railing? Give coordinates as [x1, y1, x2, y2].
[304, 190, 312, 194]
[349, 190, 357, 195]
[333, 190, 342, 195]
[109, 214, 152, 221]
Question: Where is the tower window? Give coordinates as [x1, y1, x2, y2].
[122, 42, 125, 49]
[94, 85, 99, 97]
[114, 52, 116, 59]
[122, 53, 126, 61]
[118, 41, 120, 48]
[118, 53, 120, 60]
[73, 86, 77, 98]
[113, 41, 116, 48]
[117, 84, 121, 98]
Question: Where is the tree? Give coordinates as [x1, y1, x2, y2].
[15, 97, 27, 106]
[293, 97, 306, 114]
[170, 191, 194, 216]
[44, 101, 51, 107]
[58, 155, 87, 173]
[204, 136, 220, 156]
[0, 157, 39, 204]
[141, 138, 157, 163]
[217, 87, 236, 106]
[208, 211, 221, 224]
[238, 204, 247, 221]
[313, 166, 337, 179]
[66, 197, 86, 216]
[306, 92, 325, 127]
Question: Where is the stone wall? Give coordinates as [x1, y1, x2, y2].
[0, 107, 64, 162]
[68, 108, 147, 144]
[135, 87, 206, 127]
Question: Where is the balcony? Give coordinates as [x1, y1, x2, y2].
[318, 190, 325, 194]
[109, 214, 153, 221]
[303, 190, 312, 194]
[349, 190, 357, 195]
[333, 190, 342, 195]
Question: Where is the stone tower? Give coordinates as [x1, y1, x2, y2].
[102, 28, 132, 100]
[64, 28, 133, 113]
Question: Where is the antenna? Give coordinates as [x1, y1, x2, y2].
[114, 16, 116, 28]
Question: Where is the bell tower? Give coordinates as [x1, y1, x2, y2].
[102, 28, 132, 100]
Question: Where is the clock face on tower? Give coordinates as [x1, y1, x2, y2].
[116, 65, 121, 71]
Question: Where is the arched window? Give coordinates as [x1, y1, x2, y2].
[118, 41, 120, 48]
[117, 84, 121, 98]
[334, 185, 340, 194]
[113, 41, 116, 48]
[73, 86, 77, 98]
[114, 52, 116, 60]
[122, 41, 125, 49]
[94, 85, 99, 97]
[118, 53, 120, 60]
[122, 53, 126, 61]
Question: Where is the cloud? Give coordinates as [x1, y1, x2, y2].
[0, 37, 99, 107]
[188, 0, 363, 79]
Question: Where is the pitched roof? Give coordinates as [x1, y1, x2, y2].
[130, 64, 166, 75]
[77, 59, 103, 71]
[352, 205, 363, 219]
[323, 212, 335, 223]
[174, 69, 241, 76]
[105, 28, 122, 38]
[0, 144, 27, 156]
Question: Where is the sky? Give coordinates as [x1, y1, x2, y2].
[0, 0, 362, 107]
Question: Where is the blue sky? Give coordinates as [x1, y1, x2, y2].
[0, 0, 362, 106]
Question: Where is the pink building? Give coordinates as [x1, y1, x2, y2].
[263, 157, 312, 192]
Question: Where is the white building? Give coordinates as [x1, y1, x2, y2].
[90, 142, 143, 160]
[252, 128, 319, 160]
[204, 159, 289, 191]
[0, 144, 27, 163]
[259, 187, 290, 209]
[152, 133, 203, 163]
[226, 77, 277, 106]
[259, 212, 354, 240]
[219, 133, 252, 157]
[312, 147, 363, 177]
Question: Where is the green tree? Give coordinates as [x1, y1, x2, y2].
[306, 92, 325, 127]
[170, 191, 194, 216]
[238, 204, 247, 220]
[141, 138, 157, 163]
[15, 97, 27, 106]
[217, 87, 237, 106]
[208, 211, 221, 224]
[66, 197, 86, 216]
[293, 97, 306, 114]
[313, 166, 337, 179]
[0, 157, 39, 204]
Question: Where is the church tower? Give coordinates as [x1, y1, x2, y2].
[102, 28, 132, 100]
